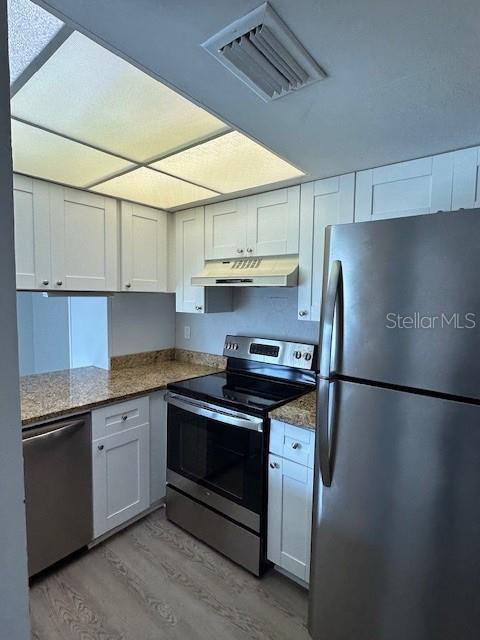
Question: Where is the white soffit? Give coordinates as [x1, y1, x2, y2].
[11, 119, 133, 187]
[7, 0, 64, 84]
[91, 167, 219, 209]
[151, 130, 304, 193]
[11, 31, 229, 162]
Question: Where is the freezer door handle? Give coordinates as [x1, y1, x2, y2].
[319, 259, 342, 378]
[318, 378, 333, 486]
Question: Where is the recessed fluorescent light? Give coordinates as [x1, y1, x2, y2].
[91, 167, 219, 209]
[11, 119, 133, 187]
[150, 130, 304, 193]
[11, 31, 229, 162]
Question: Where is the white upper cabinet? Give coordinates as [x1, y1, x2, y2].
[355, 154, 454, 222]
[205, 187, 300, 260]
[120, 201, 168, 292]
[205, 198, 248, 260]
[13, 174, 51, 290]
[246, 186, 300, 257]
[175, 206, 206, 313]
[298, 174, 355, 322]
[50, 186, 118, 291]
[175, 206, 232, 314]
[451, 146, 480, 210]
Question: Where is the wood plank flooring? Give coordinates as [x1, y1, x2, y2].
[30, 507, 310, 640]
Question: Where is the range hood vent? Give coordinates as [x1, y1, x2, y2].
[191, 256, 298, 287]
[202, 2, 326, 102]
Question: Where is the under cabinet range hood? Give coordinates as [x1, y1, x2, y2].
[191, 256, 298, 287]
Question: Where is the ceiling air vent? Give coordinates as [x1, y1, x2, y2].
[202, 2, 326, 102]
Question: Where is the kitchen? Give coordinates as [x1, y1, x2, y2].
[1, 1, 480, 639]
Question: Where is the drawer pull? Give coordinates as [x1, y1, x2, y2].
[97, 444, 104, 451]
[121, 415, 128, 422]
[270, 462, 280, 469]
[291, 442, 301, 450]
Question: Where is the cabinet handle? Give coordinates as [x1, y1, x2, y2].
[56, 280, 63, 286]
[299, 310, 308, 317]
[125, 283, 131, 289]
[291, 442, 301, 450]
[97, 444, 104, 451]
[121, 415, 128, 422]
[270, 462, 280, 469]
[236, 248, 244, 254]
[195, 305, 203, 312]
[41, 280, 49, 286]
[246, 247, 253, 254]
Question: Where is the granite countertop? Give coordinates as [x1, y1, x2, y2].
[269, 391, 317, 431]
[20, 361, 218, 426]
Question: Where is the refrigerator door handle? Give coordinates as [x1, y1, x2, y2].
[318, 259, 342, 487]
[319, 259, 342, 378]
[318, 377, 333, 486]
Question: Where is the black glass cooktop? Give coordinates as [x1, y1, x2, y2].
[168, 371, 312, 414]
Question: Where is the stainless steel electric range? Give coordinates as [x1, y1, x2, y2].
[165, 335, 317, 576]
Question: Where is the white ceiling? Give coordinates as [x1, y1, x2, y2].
[33, 0, 480, 187]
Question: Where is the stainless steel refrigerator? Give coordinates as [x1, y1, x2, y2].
[309, 209, 480, 640]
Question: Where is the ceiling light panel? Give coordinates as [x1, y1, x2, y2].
[11, 119, 133, 187]
[7, 0, 64, 84]
[91, 167, 218, 210]
[11, 31, 229, 162]
[151, 131, 304, 193]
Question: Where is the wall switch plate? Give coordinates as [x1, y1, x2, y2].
[184, 326, 191, 340]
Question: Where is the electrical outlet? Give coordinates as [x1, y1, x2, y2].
[184, 326, 191, 340]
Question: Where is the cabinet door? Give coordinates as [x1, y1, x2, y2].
[298, 174, 354, 322]
[50, 186, 118, 291]
[149, 391, 167, 504]
[451, 146, 480, 209]
[92, 423, 150, 539]
[246, 186, 300, 256]
[175, 207, 206, 313]
[267, 454, 314, 583]
[120, 201, 168, 292]
[13, 174, 51, 290]
[355, 154, 454, 222]
[205, 198, 248, 259]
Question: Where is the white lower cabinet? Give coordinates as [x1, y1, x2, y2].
[92, 398, 150, 539]
[268, 420, 315, 584]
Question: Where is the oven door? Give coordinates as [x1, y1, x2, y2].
[166, 393, 264, 532]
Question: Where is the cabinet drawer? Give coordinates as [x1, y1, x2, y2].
[270, 419, 315, 468]
[92, 396, 149, 440]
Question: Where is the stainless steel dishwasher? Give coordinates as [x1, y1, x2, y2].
[22, 414, 93, 576]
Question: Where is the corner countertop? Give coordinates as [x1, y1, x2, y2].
[269, 391, 317, 431]
[20, 361, 219, 426]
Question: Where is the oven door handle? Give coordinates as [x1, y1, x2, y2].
[165, 393, 264, 432]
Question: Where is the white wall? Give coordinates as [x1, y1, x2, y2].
[16, 292, 34, 376]
[109, 292, 175, 356]
[69, 297, 109, 369]
[175, 287, 319, 354]
[31, 293, 70, 373]
[0, 0, 30, 634]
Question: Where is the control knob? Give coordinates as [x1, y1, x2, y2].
[294, 350, 302, 359]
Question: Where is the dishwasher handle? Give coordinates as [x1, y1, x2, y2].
[22, 417, 86, 442]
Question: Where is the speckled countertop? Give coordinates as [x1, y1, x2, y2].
[20, 361, 218, 426]
[269, 391, 317, 431]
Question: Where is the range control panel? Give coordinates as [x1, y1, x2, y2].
[223, 335, 317, 370]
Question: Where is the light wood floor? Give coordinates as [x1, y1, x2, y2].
[30, 507, 310, 640]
